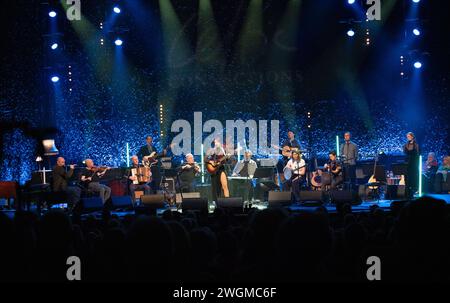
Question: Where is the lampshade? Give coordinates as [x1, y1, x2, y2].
[36, 156, 43, 162]
[43, 139, 59, 156]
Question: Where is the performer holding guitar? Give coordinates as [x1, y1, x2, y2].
[137, 135, 167, 163]
[206, 138, 230, 202]
[284, 150, 306, 202]
[275, 130, 302, 189]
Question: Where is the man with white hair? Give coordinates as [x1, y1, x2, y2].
[178, 153, 200, 193]
[80, 159, 111, 204]
[232, 150, 258, 201]
[232, 150, 257, 178]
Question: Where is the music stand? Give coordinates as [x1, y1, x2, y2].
[254, 167, 279, 202]
[253, 167, 275, 179]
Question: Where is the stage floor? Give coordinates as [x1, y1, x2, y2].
[1, 194, 449, 219]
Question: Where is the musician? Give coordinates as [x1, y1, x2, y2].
[52, 157, 81, 207]
[232, 150, 257, 178]
[403, 132, 420, 199]
[423, 152, 438, 193]
[127, 155, 152, 203]
[424, 152, 438, 176]
[340, 131, 358, 188]
[206, 138, 230, 201]
[80, 159, 111, 204]
[321, 151, 343, 191]
[435, 156, 450, 193]
[232, 150, 258, 202]
[178, 153, 200, 193]
[282, 130, 301, 150]
[277, 130, 302, 185]
[137, 136, 167, 161]
[284, 150, 306, 202]
[137, 136, 167, 189]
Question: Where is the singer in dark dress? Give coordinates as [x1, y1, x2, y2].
[403, 132, 420, 199]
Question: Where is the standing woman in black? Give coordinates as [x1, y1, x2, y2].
[403, 132, 420, 199]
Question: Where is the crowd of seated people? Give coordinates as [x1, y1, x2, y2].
[1, 195, 450, 282]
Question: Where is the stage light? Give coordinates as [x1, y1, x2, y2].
[414, 61, 422, 69]
[51, 76, 60, 83]
[49, 11, 57, 18]
[113, 6, 121, 14]
[347, 29, 355, 37]
[413, 28, 421, 36]
[412, 0, 420, 3]
[114, 39, 123, 46]
[51, 43, 58, 50]
[348, 0, 356, 4]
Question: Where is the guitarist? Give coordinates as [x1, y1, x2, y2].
[206, 138, 230, 202]
[137, 136, 167, 190]
[321, 151, 343, 191]
[137, 136, 167, 161]
[276, 130, 302, 188]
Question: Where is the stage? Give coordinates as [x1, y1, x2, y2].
[3, 194, 449, 220]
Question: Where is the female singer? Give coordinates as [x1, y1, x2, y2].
[403, 132, 420, 199]
[284, 150, 306, 202]
[206, 138, 230, 202]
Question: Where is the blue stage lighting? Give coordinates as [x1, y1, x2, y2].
[49, 11, 57, 18]
[115, 39, 123, 46]
[51, 76, 60, 83]
[348, 0, 356, 4]
[347, 29, 355, 37]
[413, 28, 421, 36]
[113, 6, 121, 14]
[412, 0, 420, 3]
[414, 61, 422, 69]
[51, 43, 59, 50]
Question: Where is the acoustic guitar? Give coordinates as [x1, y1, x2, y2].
[367, 155, 379, 189]
[271, 144, 301, 158]
[205, 155, 229, 174]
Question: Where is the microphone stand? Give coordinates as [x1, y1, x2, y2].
[176, 168, 183, 210]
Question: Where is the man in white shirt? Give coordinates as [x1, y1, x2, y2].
[284, 151, 306, 202]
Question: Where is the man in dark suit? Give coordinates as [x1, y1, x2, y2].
[138, 136, 158, 160]
[52, 157, 81, 207]
[137, 136, 167, 190]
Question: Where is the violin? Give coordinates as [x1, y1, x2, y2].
[88, 166, 111, 178]
[89, 166, 110, 172]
